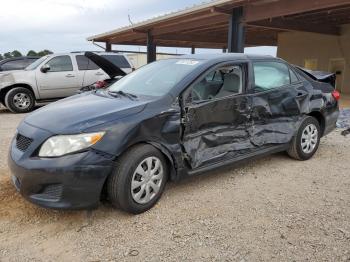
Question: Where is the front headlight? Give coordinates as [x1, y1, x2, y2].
[39, 132, 105, 157]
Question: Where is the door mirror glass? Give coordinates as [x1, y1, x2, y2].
[40, 64, 50, 73]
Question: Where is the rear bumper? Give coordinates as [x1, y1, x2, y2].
[9, 148, 114, 210]
[323, 106, 339, 136]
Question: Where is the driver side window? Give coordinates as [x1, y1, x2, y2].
[190, 65, 243, 102]
[45, 56, 73, 72]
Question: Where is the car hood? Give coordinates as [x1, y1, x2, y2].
[24, 91, 149, 134]
[85, 52, 126, 79]
[0, 69, 23, 75]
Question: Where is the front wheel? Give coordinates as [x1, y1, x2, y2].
[4, 87, 35, 113]
[287, 116, 321, 160]
[107, 144, 168, 214]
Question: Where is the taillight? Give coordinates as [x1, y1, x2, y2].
[332, 90, 340, 101]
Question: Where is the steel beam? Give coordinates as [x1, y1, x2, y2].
[191, 46, 196, 54]
[147, 31, 156, 63]
[227, 7, 245, 53]
[106, 42, 112, 52]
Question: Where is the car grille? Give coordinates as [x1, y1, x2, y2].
[16, 133, 33, 152]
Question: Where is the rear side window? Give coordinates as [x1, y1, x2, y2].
[253, 61, 290, 91]
[45, 56, 73, 72]
[290, 69, 299, 83]
[101, 55, 131, 68]
[76, 55, 99, 70]
[1, 60, 25, 70]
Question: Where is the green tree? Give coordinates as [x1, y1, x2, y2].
[37, 49, 53, 56]
[0, 54, 3, 61]
[27, 50, 38, 56]
[11, 50, 22, 57]
[3, 52, 12, 59]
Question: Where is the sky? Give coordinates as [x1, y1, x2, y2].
[0, 0, 277, 56]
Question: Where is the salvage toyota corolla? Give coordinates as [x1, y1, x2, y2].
[9, 54, 340, 214]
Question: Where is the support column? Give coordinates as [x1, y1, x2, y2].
[147, 31, 156, 63]
[227, 7, 245, 53]
[106, 42, 112, 52]
[191, 46, 196, 54]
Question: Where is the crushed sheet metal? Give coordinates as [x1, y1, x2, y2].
[182, 86, 318, 169]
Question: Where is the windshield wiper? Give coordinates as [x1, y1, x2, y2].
[108, 90, 137, 100]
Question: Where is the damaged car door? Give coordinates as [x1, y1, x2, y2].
[248, 60, 305, 147]
[181, 62, 252, 169]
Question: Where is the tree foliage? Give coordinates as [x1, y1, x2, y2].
[3, 52, 12, 59]
[11, 50, 22, 57]
[27, 50, 38, 56]
[37, 49, 53, 56]
[1, 49, 53, 60]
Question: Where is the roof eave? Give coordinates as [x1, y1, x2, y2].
[87, 0, 243, 42]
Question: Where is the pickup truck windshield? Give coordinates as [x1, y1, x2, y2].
[25, 56, 48, 70]
[108, 59, 204, 97]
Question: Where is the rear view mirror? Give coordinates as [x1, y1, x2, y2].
[41, 64, 50, 73]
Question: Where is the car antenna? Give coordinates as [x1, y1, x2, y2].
[128, 10, 134, 25]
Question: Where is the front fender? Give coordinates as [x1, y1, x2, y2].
[0, 71, 39, 98]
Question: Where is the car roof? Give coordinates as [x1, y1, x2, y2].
[69, 51, 128, 56]
[0, 56, 39, 63]
[178, 53, 278, 62]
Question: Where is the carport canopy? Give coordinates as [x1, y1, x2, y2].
[87, 0, 350, 62]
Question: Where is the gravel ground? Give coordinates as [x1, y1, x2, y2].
[0, 107, 349, 262]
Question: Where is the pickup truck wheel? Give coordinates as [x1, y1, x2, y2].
[287, 116, 321, 160]
[107, 144, 168, 214]
[4, 87, 35, 113]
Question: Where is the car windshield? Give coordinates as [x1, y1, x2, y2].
[25, 56, 48, 70]
[108, 59, 204, 97]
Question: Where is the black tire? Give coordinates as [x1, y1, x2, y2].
[4, 87, 35, 113]
[107, 144, 168, 214]
[0, 96, 5, 108]
[287, 116, 321, 160]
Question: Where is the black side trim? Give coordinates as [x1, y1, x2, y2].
[188, 144, 289, 176]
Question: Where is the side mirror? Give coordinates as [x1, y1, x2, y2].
[41, 64, 50, 73]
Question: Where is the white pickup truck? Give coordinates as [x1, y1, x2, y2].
[0, 52, 133, 113]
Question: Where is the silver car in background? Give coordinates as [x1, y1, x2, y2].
[0, 52, 134, 113]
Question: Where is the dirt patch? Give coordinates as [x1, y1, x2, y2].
[0, 109, 349, 261]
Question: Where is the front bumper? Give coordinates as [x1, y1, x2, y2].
[8, 121, 114, 210]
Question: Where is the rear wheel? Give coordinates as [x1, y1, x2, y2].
[4, 87, 35, 113]
[107, 144, 168, 214]
[287, 116, 321, 160]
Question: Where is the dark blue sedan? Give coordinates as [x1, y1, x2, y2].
[9, 54, 340, 214]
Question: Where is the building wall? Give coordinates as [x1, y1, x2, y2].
[126, 53, 176, 69]
[277, 24, 350, 94]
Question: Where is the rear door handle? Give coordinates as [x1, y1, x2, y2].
[296, 91, 308, 99]
[65, 74, 75, 78]
[95, 72, 104, 76]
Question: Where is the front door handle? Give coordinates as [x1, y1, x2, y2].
[95, 72, 104, 76]
[65, 74, 75, 78]
[296, 92, 308, 99]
